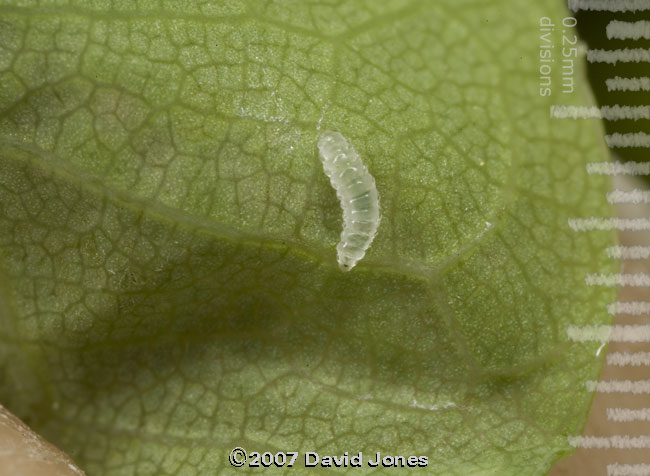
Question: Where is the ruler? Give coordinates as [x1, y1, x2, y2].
[552, 1, 650, 475]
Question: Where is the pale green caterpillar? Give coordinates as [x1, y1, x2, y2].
[318, 131, 381, 271]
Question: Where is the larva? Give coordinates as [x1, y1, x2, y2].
[318, 130, 380, 272]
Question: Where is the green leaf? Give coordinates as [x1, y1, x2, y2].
[0, 1, 617, 475]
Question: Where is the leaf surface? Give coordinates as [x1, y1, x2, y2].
[0, 1, 617, 475]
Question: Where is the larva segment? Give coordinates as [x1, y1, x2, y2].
[318, 131, 380, 271]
